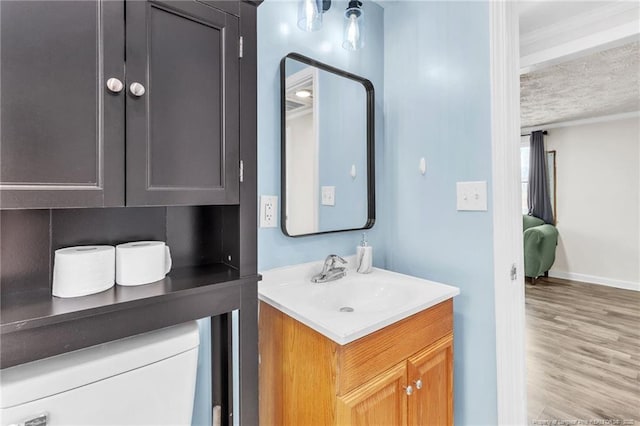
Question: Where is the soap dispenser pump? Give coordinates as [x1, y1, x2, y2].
[356, 232, 373, 274]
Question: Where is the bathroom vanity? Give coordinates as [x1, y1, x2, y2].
[258, 260, 459, 425]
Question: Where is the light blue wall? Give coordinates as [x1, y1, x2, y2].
[257, 0, 386, 271]
[317, 71, 368, 231]
[384, 2, 497, 424]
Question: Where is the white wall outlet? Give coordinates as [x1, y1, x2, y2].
[321, 186, 335, 206]
[259, 195, 278, 228]
[456, 181, 488, 211]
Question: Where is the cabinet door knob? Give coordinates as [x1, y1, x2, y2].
[129, 82, 146, 97]
[403, 385, 414, 396]
[106, 78, 124, 93]
[414, 379, 423, 390]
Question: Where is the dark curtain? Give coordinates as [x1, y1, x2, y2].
[528, 131, 554, 224]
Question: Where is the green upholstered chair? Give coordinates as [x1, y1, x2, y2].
[523, 214, 559, 279]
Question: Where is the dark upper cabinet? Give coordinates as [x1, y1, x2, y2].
[0, 1, 125, 209]
[126, 1, 240, 206]
[0, 0, 240, 209]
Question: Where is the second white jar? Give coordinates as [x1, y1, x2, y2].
[116, 241, 172, 286]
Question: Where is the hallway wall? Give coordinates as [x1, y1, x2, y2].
[384, 2, 498, 423]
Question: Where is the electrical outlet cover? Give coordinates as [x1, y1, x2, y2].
[260, 195, 278, 227]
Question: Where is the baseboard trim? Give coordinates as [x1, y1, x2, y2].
[548, 270, 640, 292]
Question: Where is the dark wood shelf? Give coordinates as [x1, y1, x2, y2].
[1, 263, 260, 368]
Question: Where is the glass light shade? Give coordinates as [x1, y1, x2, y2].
[298, 0, 323, 32]
[342, 7, 364, 51]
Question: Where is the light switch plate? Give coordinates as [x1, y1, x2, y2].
[260, 195, 278, 227]
[456, 181, 487, 211]
[321, 186, 335, 206]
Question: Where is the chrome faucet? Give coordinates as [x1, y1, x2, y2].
[311, 254, 348, 283]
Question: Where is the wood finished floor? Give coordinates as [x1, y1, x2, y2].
[526, 276, 640, 424]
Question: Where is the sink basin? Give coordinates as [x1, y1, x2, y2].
[259, 257, 460, 345]
[311, 279, 418, 314]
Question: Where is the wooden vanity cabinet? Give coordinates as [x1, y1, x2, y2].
[336, 361, 409, 425]
[407, 336, 454, 425]
[337, 335, 453, 426]
[259, 299, 454, 426]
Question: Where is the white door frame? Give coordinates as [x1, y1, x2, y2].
[490, 2, 527, 424]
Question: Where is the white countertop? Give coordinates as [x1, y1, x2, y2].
[259, 257, 460, 345]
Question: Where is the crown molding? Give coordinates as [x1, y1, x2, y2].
[520, 27, 640, 74]
[520, 111, 640, 134]
[520, 2, 639, 47]
[520, 2, 640, 73]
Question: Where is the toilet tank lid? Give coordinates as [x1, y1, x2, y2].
[0, 321, 200, 409]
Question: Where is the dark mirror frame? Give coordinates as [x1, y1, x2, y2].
[280, 52, 376, 237]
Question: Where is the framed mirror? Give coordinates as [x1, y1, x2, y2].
[280, 53, 375, 237]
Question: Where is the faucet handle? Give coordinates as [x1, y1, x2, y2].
[331, 255, 347, 264]
[322, 254, 347, 274]
[325, 254, 347, 267]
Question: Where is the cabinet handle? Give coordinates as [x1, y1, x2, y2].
[414, 379, 423, 390]
[106, 78, 124, 93]
[129, 82, 146, 97]
[403, 385, 414, 396]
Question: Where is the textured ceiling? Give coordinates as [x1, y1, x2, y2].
[520, 41, 640, 128]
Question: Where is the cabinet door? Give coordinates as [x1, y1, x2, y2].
[125, 0, 240, 206]
[337, 362, 408, 426]
[407, 335, 454, 426]
[0, 1, 125, 209]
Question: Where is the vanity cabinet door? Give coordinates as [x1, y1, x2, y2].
[0, 1, 125, 209]
[407, 335, 454, 426]
[337, 362, 408, 426]
[125, 0, 240, 206]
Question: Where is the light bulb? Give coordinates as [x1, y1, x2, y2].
[344, 13, 360, 51]
[298, 0, 322, 32]
[342, 2, 364, 51]
[304, 0, 317, 30]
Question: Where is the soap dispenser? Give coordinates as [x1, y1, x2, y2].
[356, 233, 373, 274]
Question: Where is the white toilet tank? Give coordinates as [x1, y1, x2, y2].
[0, 321, 200, 426]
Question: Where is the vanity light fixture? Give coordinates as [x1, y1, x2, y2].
[298, 0, 332, 32]
[295, 89, 312, 98]
[343, 0, 364, 51]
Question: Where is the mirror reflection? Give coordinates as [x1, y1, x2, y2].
[282, 54, 374, 236]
